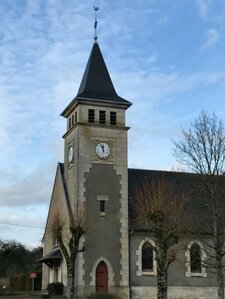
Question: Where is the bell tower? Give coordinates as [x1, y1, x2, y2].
[61, 39, 132, 298]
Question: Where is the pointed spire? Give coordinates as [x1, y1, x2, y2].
[76, 42, 131, 105]
[61, 41, 131, 117]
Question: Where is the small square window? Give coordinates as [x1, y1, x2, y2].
[110, 111, 117, 125]
[97, 195, 108, 216]
[100, 200, 105, 212]
[88, 109, 95, 123]
[100, 200, 106, 216]
[99, 110, 106, 124]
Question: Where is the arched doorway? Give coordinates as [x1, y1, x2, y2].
[96, 261, 108, 293]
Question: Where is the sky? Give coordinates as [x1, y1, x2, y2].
[1, 0, 225, 247]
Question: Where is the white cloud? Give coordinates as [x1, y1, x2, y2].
[0, 161, 56, 207]
[194, 0, 212, 18]
[202, 28, 220, 49]
[194, 0, 225, 25]
[115, 69, 225, 104]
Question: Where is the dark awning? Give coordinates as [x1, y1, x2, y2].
[36, 247, 62, 267]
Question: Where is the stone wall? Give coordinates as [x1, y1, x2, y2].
[131, 286, 218, 299]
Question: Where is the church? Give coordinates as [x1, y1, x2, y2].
[39, 38, 220, 299]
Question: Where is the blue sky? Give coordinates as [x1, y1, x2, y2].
[1, 0, 225, 247]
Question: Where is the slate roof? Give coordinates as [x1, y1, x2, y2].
[128, 168, 213, 231]
[128, 168, 201, 197]
[61, 42, 131, 117]
[36, 247, 62, 265]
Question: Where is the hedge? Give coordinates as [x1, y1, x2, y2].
[47, 282, 64, 295]
[9, 272, 42, 291]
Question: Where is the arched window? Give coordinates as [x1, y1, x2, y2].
[136, 238, 156, 276]
[142, 241, 154, 272]
[190, 243, 201, 273]
[185, 240, 207, 277]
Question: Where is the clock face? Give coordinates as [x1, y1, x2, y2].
[96, 142, 111, 159]
[68, 146, 74, 163]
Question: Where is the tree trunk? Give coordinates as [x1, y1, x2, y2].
[66, 267, 75, 299]
[155, 240, 168, 299]
[157, 269, 167, 299]
[57, 240, 75, 299]
[216, 254, 224, 299]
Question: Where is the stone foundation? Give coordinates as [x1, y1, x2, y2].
[131, 286, 219, 299]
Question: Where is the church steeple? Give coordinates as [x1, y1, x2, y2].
[77, 42, 129, 104]
[58, 31, 131, 297]
[61, 42, 131, 117]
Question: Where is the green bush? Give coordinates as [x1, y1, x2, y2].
[47, 282, 64, 295]
[87, 293, 121, 299]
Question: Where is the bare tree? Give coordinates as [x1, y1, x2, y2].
[173, 110, 225, 299]
[50, 204, 85, 299]
[132, 176, 191, 299]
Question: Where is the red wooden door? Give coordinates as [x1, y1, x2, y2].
[96, 261, 108, 293]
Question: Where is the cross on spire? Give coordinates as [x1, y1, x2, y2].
[93, 6, 99, 42]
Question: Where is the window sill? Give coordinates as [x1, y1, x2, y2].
[186, 271, 207, 277]
[137, 271, 156, 277]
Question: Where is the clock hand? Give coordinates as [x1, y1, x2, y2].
[100, 144, 105, 153]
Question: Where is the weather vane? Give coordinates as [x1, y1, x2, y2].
[93, 6, 99, 42]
